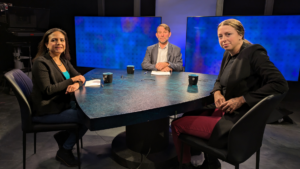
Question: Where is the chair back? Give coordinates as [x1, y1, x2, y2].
[5, 69, 34, 132]
[227, 93, 286, 164]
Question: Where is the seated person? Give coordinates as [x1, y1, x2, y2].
[171, 19, 289, 169]
[141, 23, 183, 72]
[31, 28, 88, 167]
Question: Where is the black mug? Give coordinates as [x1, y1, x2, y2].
[103, 72, 113, 83]
[127, 65, 135, 74]
[188, 74, 198, 85]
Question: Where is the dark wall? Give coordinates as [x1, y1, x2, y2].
[273, 0, 300, 15]
[141, 0, 156, 16]
[223, 0, 300, 16]
[223, 0, 266, 15]
[0, 0, 99, 73]
[0, 0, 156, 74]
[104, 0, 155, 16]
[105, 0, 134, 16]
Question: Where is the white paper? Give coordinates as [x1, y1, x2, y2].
[85, 79, 101, 87]
[151, 71, 171, 75]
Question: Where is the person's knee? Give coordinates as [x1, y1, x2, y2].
[171, 119, 182, 132]
[171, 118, 180, 126]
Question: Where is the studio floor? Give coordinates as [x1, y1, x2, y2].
[0, 79, 300, 169]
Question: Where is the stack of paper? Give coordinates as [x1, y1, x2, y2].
[85, 79, 101, 87]
[151, 71, 171, 75]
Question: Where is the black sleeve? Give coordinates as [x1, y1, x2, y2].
[211, 52, 228, 94]
[244, 50, 289, 107]
[211, 73, 222, 95]
[32, 60, 73, 95]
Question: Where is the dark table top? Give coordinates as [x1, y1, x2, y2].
[75, 69, 217, 131]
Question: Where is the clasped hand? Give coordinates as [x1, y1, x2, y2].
[155, 62, 169, 71]
[161, 67, 172, 72]
[65, 83, 80, 94]
[66, 75, 86, 94]
[214, 91, 245, 113]
[71, 75, 86, 84]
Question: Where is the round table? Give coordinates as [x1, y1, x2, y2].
[75, 68, 217, 168]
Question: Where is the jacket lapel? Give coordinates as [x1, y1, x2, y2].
[224, 43, 249, 99]
[167, 42, 172, 61]
[45, 53, 66, 80]
[153, 44, 159, 64]
[225, 59, 239, 99]
[221, 52, 231, 72]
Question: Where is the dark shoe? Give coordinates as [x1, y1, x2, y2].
[191, 148, 202, 156]
[199, 153, 221, 169]
[54, 131, 70, 149]
[283, 115, 293, 124]
[177, 162, 200, 169]
[199, 159, 221, 169]
[56, 148, 79, 167]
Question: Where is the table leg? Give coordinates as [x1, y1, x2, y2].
[111, 117, 178, 169]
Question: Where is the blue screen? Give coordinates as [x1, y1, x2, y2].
[75, 17, 161, 69]
[186, 16, 300, 81]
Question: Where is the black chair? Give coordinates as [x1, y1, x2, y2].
[4, 69, 83, 169]
[178, 93, 286, 169]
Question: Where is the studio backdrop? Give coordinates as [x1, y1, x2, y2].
[185, 15, 300, 81]
[75, 16, 161, 70]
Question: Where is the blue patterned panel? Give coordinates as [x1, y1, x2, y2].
[75, 17, 161, 70]
[186, 16, 300, 81]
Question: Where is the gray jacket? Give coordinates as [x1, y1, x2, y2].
[141, 43, 183, 71]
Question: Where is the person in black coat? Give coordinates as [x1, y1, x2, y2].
[171, 19, 289, 169]
[31, 28, 87, 167]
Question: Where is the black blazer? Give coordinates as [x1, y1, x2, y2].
[31, 53, 82, 116]
[209, 43, 289, 148]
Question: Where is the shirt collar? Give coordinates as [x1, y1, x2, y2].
[159, 42, 169, 49]
[231, 42, 247, 58]
[231, 53, 239, 59]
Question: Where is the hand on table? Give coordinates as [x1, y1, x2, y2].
[161, 67, 173, 72]
[155, 62, 169, 71]
[65, 83, 80, 94]
[71, 75, 86, 84]
[219, 96, 246, 114]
